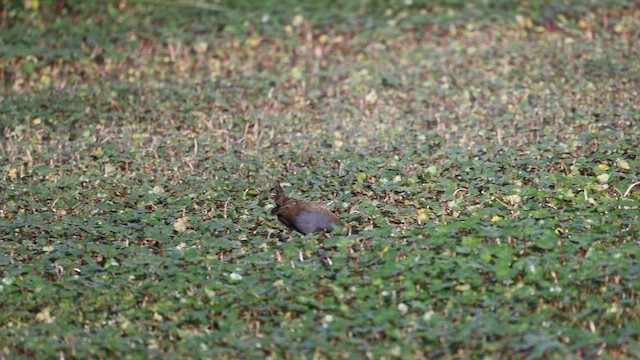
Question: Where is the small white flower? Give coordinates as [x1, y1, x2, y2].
[398, 303, 408, 315]
[150, 185, 164, 194]
[423, 311, 433, 321]
[322, 314, 334, 328]
[229, 272, 243, 281]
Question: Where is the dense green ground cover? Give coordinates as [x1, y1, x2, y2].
[1, 1, 639, 358]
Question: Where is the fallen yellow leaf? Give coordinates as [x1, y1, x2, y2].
[173, 217, 190, 233]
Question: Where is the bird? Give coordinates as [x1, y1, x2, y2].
[271, 182, 345, 235]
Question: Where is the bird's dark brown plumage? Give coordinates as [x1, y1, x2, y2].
[271, 182, 344, 235]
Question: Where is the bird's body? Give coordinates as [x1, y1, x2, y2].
[271, 183, 344, 235]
